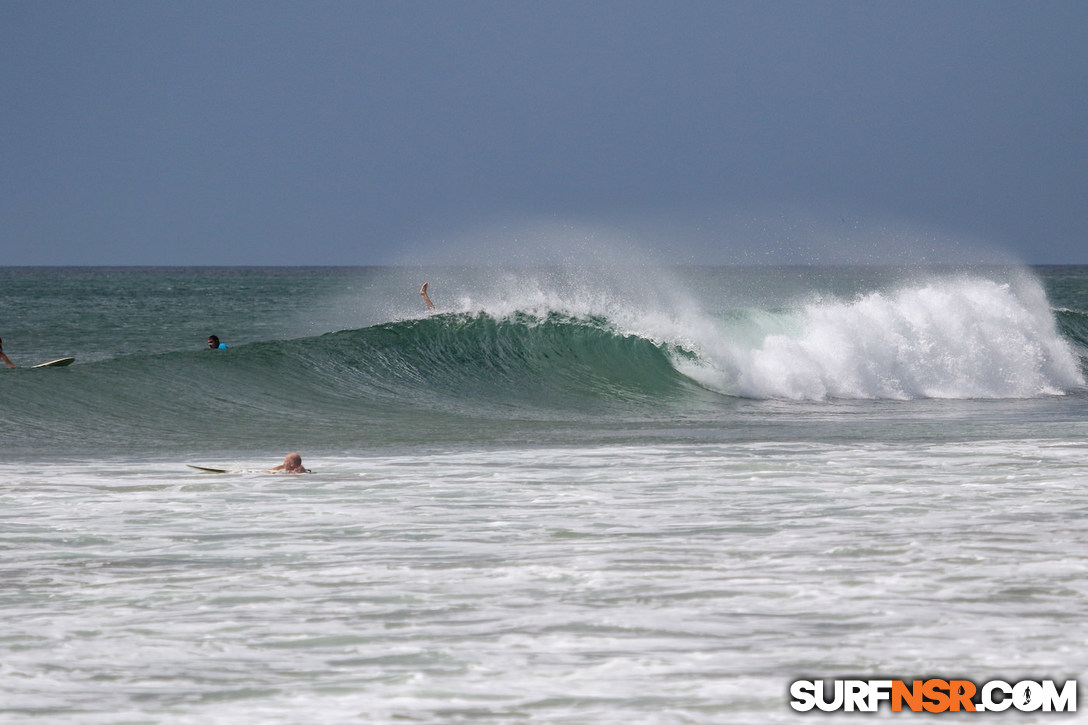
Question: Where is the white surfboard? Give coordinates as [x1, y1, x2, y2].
[30, 357, 75, 368]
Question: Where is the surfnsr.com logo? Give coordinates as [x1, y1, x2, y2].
[790, 679, 1077, 713]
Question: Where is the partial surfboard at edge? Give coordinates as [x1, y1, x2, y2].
[30, 357, 76, 368]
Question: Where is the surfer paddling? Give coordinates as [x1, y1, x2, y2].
[420, 282, 435, 311]
[271, 452, 310, 474]
[207, 335, 228, 350]
[0, 338, 16, 368]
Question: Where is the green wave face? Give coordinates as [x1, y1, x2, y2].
[1, 312, 704, 457]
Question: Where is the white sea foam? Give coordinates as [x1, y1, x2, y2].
[677, 275, 1085, 400]
[2, 440, 1087, 723]
[431, 267, 1084, 401]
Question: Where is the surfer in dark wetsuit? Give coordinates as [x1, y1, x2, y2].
[207, 335, 228, 349]
[0, 338, 16, 368]
[420, 282, 435, 311]
[271, 452, 310, 473]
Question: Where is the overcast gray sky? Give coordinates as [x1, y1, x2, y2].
[2, 1, 1086, 266]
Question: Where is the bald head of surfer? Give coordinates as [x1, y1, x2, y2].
[272, 452, 310, 474]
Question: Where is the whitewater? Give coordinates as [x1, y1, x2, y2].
[1, 265, 1087, 723]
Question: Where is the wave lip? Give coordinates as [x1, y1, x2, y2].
[683, 277, 1086, 400]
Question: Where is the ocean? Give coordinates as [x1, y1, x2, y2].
[1, 265, 1087, 723]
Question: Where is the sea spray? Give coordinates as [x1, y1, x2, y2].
[402, 267, 1085, 402]
[676, 275, 1084, 400]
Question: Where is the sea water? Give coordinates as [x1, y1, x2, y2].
[1, 265, 1087, 723]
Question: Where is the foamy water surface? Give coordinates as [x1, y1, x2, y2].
[3, 439, 1087, 724]
[3, 265, 1087, 722]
